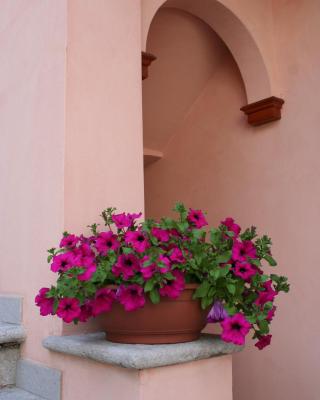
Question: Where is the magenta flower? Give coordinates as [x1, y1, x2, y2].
[207, 301, 228, 323]
[221, 218, 241, 237]
[232, 240, 257, 262]
[159, 270, 185, 299]
[78, 303, 92, 322]
[125, 230, 150, 253]
[60, 234, 80, 248]
[187, 208, 208, 229]
[266, 305, 277, 322]
[233, 262, 257, 281]
[51, 252, 75, 273]
[35, 288, 54, 316]
[151, 227, 170, 242]
[158, 254, 171, 273]
[56, 298, 81, 323]
[118, 284, 145, 311]
[141, 256, 156, 280]
[91, 288, 116, 317]
[73, 244, 97, 281]
[112, 254, 141, 279]
[220, 313, 251, 345]
[95, 231, 120, 256]
[255, 334, 272, 350]
[169, 247, 185, 264]
[112, 212, 142, 229]
[255, 281, 278, 306]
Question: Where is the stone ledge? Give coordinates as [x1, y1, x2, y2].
[0, 387, 45, 400]
[43, 333, 242, 370]
[0, 323, 25, 345]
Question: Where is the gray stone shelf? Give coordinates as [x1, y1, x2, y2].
[43, 332, 242, 370]
[0, 322, 25, 345]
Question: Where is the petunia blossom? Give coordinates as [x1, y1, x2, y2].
[159, 270, 185, 299]
[60, 234, 80, 248]
[220, 313, 251, 345]
[35, 288, 54, 316]
[78, 303, 92, 323]
[221, 218, 241, 237]
[207, 301, 228, 323]
[125, 230, 150, 253]
[266, 305, 277, 322]
[118, 284, 145, 311]
[51, 252, 76, 273]
[95, 231, 120, 256]
[56, 298, 81, 323]
[151, 227, 170, 242]
[233, 262, 257, 281]
[255, 281, 278, 306]
[232, 240, 257, 262]
[90, 288, 116, 317]
[255, 334, 272, 350]
[112, 212, 142, 229]
[112, 254, 141, 280]
[187, 208, 208, 229]
[169, 247, 185, 264]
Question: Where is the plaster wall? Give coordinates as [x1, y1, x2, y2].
[0, 0, 66, 356]
[143, 3, 320, 400]
[1, 1, 145, 398]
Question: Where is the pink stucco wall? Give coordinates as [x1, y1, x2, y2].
[2, 1, 320, 399]
[0, 0, 66, 351]
[143, 3, 320, 400]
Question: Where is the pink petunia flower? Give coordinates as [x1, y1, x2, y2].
[255, 281, 278, 306]
[169, 247, 185, 264]
[112, 254, 141, 280]
[266, 305, 277, 322]
[72, 244, 97, 281]
[221, 218, 241, 237]
[56, 298, 81, 323]
[78, 303, 92, 323]
[151, 227, 170, 242]
[60, 234, 80, 248]
[112, 212, 142, 229]
[35, 288, 54, 316]
[118, 284, 145, 311]
[51, 252, 76, 273]
[90, 288, 116, 317]
[159, 270, 185, 299]
[233, 262, 257, 281]
[255, 334, 272, 350]
[220, 313, 251, 345]
[140, 256, 156, 280]
[187, 208, 208, 229]
[232, 240, 257, 262]
[95, 231, 120, 256]
[158, 254, 171, 273]
[125, 230, 150, 253]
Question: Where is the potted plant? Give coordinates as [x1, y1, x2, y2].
[36, 203, 289, 349]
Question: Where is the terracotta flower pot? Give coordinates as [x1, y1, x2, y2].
[101, 284, 210, 344]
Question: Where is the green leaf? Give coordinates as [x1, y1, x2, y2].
[144, 279, 155, 292]
[258, 319, 269, 334]
[226, 283, 236, 295]
[264, 254, 277, 266]
[216, 251, 232, 264]
[149, 288, 160, 304]
[122, 247, 134, 254]
[193, 281, 211, 298]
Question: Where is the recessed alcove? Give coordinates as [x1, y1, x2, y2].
[142, 6, 249, 223]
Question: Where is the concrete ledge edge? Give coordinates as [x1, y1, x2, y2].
[43, 332, 243, 370]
